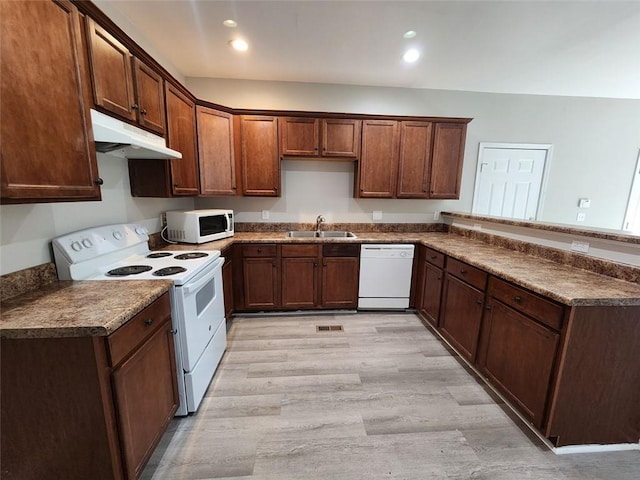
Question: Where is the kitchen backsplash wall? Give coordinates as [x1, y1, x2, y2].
[0, 154, 194, 276]
[195, 160, 457, 224]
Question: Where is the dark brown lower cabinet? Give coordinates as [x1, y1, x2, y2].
[222, 252, 234, 320]
[321, 256, 359, 308]
[0, 292, 177, 480]
[420, 262, 444, 326]
[477, 300, 560, 428]
[439, 274, 485, 362]
[281, 256, 319, 308]
[241, 245, 279, 310]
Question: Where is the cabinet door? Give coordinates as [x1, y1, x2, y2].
[279, 117, 319, 157]
[133, 58, 165, 135]
[397, 121, 432, 198]
[243, 257, 279, 309]
[478, 300, 559, 428]
[112, 317, 179, 479]
[322, 119, 361, 158]
[281, 257, 319, 308]
[1, 0, 101, 203]
[197, 107, 236, 196]
[241, 116, 280, 196]
[439, 275, 484, 362]
[85, 18, 136, 122]
[321, 257, 359, 308]
[165, 83, 199, 195]
[429, 122, 466, 199]
[421, 262, 444, 326]
[357, 120, 399, 198]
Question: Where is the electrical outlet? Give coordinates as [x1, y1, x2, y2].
[261, 210, 270, 220]
[372, 210, 382, 221]
[159, 212, 167, 228]
[433, 211, 440, 221]
[576, 212, 586, 222]
[578, 198, 591, 208]
[571, 240, 590, 253]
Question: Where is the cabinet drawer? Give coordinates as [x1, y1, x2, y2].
[242, 244, 277, 257]
[446, 257, 487, 291]
[424, 247, 445, 268]
[488, 277, 564, 331]
[281, 244, 320, 257]
[322, 244, 360, 257]
[108, 292, 171, 367]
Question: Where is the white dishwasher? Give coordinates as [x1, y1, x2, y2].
[358, 244, 415, 309]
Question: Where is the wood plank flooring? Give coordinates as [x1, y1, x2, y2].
[141, 313, 639, 479]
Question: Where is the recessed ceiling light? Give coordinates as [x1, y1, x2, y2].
[229, 39, 249, 52]
[403, 30, 417, 39]
[402, 48, 420, 63]
[223, 19, 237, 28]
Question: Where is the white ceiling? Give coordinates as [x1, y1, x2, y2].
[98, 0, 640, 99]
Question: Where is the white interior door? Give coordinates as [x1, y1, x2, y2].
[472, 144, 550, 221]
[622, 151, 640, 234]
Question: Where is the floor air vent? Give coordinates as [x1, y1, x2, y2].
[316, 325, 344, 332]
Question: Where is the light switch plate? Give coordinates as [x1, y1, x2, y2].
[372, 210, 382, 220]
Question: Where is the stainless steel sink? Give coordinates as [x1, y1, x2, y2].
[318, 231, 357, 238]
[285, 231, 317, 238]
[285, 231, 357, 239]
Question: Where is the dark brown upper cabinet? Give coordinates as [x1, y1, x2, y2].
[279, 117, 361, 159]
[356, 120, 400, 198]
[1, 0, 101, 203]
[241, 116, 280, 196]
[396, 121, 433, 199]
[165, 83, 199, 196]
[197, 106, 236, 196]
[86, 18, 165, 135]
[429, 122, 466, 199]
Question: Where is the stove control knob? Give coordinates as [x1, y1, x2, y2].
[71, 241, 82, 252]
[113, 231, 123, 240]
[82, 238, 93, 248]
[135, 227, 147, 236]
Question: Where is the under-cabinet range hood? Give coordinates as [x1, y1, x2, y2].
[90, 108, 182, 160]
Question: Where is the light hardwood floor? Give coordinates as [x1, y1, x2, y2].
[142, 313, 639, 479]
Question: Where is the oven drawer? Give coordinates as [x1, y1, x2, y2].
[107, 293, 171, 367]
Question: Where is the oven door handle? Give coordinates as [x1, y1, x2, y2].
[182, 257, 224, 295]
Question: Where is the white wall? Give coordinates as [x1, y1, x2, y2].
[0, 154, 193, 275]
[188, 78, 640, 230]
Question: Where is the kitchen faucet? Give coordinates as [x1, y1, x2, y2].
[316, 215, 326, 233]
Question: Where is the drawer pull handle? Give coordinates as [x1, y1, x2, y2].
[144, 318, 153, 326]
[430, 255, 437, 259]
[170, 329, 178, 334]
[514, 296, 522, 303]
[460, 269, 468, 274]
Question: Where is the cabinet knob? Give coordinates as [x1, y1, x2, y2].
[430, 255, 437, 259]
[131, 104, 139, 110]
[460, 269, 468, 274]
[140, 108, 147, 115]
[174, 183, 179, 188]
[486, 306, 492, 311]
[476, 299, 483, 305]
[94, 178, 104, 185]
[257, 248, 262, 253]
[144, 318, 153, 326]
[274, 186, 278, 191]
[314, 147, 318, 151]
[232, 186, 237, 190]
[170, 329, 178, 334]
[514, 296, 522, 303]
[314, 262, 318, 267]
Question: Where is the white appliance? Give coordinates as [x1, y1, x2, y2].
[358, 244, 415, 309]
[90, 108, 182, 160]
[52, 223, 226, 416]
[166, 209, 234, 244]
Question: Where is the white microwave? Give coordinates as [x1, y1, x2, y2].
[165, 209, 234, 244]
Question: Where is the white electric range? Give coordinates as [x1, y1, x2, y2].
[52, 223, 226, 416]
